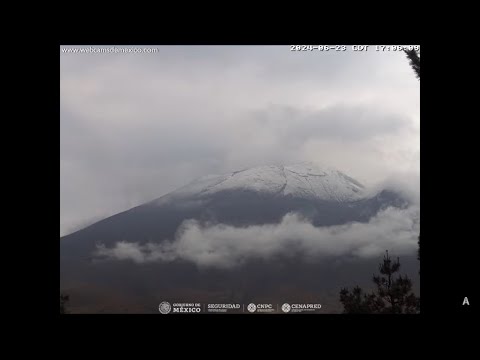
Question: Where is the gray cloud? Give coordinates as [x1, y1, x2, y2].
[95, 204, 420, 268]
[61, 45, 419, 235]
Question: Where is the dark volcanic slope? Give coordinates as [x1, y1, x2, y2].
[60, 188, 407, 259]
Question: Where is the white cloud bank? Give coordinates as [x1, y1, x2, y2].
[95, 205, 419, 269]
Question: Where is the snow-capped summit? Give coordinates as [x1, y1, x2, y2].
[166, 162, 366, 202]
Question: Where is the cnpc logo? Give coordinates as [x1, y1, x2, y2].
[247, 303, 273, 313]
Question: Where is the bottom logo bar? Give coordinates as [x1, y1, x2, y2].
[158, 301, 322, 314]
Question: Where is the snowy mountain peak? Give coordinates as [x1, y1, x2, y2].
[161, 162, 366, 203]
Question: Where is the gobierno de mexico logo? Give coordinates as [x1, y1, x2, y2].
[159, 301, 172, 314]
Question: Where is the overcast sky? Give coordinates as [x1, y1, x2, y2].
[60, 45, 420, 236]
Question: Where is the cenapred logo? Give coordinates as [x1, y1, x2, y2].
[247, 303, 257, 313]
[281, 303, 291, 313]
[287, 303, 322, 313]
[159, 301, 172, 314]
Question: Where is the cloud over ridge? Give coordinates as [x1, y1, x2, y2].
[95, 204, 419, 268]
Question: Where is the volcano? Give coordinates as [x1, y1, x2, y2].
[60, 162, 418, 313]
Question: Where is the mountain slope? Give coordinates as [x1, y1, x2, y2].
[60, 162, 415, 313]
[61, 162, 407, 256]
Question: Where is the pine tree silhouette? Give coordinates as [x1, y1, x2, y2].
[418, 234, 420, 272]
[404, 49, 420, 79]
[339, 286, 375, 314]
[339, 251, 419, 314]
[60, 292, 70, 314]
[418, 234, 420, 260]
